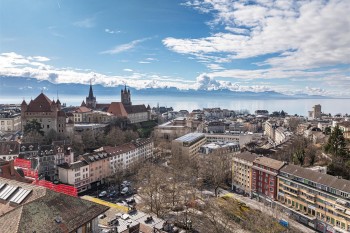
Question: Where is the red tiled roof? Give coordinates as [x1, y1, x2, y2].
[26, 93, 53, 112]
[124, 104, 147, 114]
[107, 102, 128, 117]
[103, 143, 136, 155]
[75, 106, 92, 113]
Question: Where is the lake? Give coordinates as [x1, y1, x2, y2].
[1, 94, 349, 116]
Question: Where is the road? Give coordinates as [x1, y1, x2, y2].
[217, 188, 316, 233]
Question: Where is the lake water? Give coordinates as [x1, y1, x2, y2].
[1, 94, 349, 116]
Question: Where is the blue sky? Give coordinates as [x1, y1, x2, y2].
[1, 0, 350, 96]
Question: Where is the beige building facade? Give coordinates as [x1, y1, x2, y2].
[232, 152, 258, 195]
[172, 133, 206, 158]
[0, 114, 21, 132]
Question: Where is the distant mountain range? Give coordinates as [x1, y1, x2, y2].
[0, 75, 329, 102]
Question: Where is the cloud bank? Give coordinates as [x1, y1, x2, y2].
[0, 51, 348, 97]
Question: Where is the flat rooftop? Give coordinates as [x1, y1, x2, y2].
[175, 133, 205, 143]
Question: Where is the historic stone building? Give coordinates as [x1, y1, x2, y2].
[81, 84, 149, 124]
[21, 93, 66, 136]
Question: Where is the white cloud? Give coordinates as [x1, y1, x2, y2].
[105, 28, 121, 34]
[138, 61, 151, 64]
[101, 38, 150, 54]
[1, 52, 349, 97]
[207, 64, 224, 70]
[73, 17, 96, 28]
[28, 56, 50, 62]
[164, 0, 350, 70]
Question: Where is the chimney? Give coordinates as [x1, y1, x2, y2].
[9, 160, 16, 176]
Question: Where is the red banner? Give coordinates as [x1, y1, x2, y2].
[14, 158, 31, 169]
[32, 180, 77, 197]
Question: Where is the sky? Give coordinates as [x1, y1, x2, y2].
[0, 0, 350, 97]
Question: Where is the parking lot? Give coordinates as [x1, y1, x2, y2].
[79, 181, 137, 207]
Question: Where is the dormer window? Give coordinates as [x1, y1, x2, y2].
[21, 146, 26, 151]
[29, 145, 34, 150]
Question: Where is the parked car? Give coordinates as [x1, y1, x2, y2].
[122, 181, 131, 187]
[126, 198, 136, 205]
[98, 191, 107, 197]
[108, 190, 118, 198]
[121, 187, 129, 195]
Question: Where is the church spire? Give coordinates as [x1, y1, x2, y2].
[88, 80, 94, 98]
[86, 80, 96, 109]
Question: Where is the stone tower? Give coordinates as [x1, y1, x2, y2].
[121, 85, 131, 106]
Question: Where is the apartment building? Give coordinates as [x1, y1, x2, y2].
[338, 121, 350, 140]
[58, 139, 153, 192]
[102, 138, 153, 172]
[171, 133, 206, 158]
[0, 112, 21, 132]
[278, 164, 350, 233]
[57, 160, 90, 193]
[0, 141, 20, 161]
[80, 151, 111, 187]
[205, 133, 253, 147]
[232, 152, 258, 195]
[153, 117, 192, 145]
[251, 156, 285, 202]
[265, 120, 279, 143]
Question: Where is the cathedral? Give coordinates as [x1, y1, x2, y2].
[81, 84, 150, 124]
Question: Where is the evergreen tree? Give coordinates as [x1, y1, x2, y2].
[24, 119, 44, 136]
[324, 125, 347, 158]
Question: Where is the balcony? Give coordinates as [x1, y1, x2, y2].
[283, 187, 299, 197]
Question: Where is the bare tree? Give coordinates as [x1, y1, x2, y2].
[137, 163, 168, 217]
[306, 144, 318, 166]
[200, 151, 231, 196]
[105, 127, 124, 146]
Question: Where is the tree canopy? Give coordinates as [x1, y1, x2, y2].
[24, 119, 44, 136]
[324, 125, 348, 158]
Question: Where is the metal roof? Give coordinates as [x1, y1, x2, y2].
[175, 133, 205, 143]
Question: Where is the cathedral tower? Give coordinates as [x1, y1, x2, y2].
[121, 85, 132, 106]
[86, 82, 96, 109]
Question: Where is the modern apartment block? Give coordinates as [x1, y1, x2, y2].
[277, 164, 350, 233]
[251, 156, 285, 202]
[232, 152, 258, 195]
[171, 133, 206, 158]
